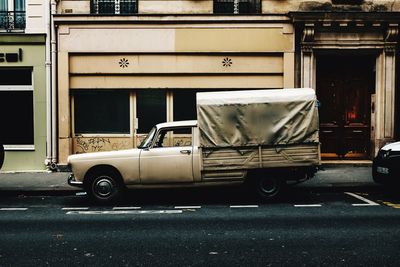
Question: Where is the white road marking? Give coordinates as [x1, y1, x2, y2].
[230, 205, 259, 208]
[113, 207, 141, 210]
[345, 192, 380, 206]
[174, 206, 201, 209]
[294, 204, 322, 207]
[75, 192, 87, 196]
[62, 207, 90, 210]
[0, 208, 28, 211]
[66, 210, 183, 215]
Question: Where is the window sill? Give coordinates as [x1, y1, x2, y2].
[74, 134, 132, 138]
[4, 145, 35, 151]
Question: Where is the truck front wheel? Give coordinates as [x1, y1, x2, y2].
[254, 176, 283, 201]
[85, 169, 124, 204]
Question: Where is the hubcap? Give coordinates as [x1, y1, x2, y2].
[94, 177, 114, 197]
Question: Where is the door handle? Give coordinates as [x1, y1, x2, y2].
[180, 150, 191, 155]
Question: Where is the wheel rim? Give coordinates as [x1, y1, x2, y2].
[94, 177, 115, 198]
[259, 178, 279, 195]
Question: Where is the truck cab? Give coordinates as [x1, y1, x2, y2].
[137, 120, 201, 184]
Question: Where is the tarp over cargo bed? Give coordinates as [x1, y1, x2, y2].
[196, 88, 319, 148]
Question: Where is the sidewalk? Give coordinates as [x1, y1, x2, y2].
[0, 171, 75, 192]
[0, 163, 376, 193]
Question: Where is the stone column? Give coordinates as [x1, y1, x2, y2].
[375, 24, 398, 152]
[301, 24, 315, 89]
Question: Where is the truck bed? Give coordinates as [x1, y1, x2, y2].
[201, 143, 320, 179]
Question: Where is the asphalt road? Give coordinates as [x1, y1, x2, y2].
[0, 186, 400, 267]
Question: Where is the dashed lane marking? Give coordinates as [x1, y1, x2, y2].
[294, 204, 322, 207]
[0, 208, 28, 211]
[66, 210, 183, 215]
[174, 206, 201, 209]
[345, 192, 380, 206]
[230, 205, 259, 208]
[113, 206, 141, 210]
[61, 207, 90, 211]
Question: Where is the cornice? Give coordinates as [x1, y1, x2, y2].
[53, 14, 291, 25]
[290, 11, 400, 24]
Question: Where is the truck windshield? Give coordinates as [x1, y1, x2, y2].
[138, 127, 157, 148]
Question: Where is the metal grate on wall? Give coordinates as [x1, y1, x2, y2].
[213, 0, 261, 14]
[91, 0, 138, 15]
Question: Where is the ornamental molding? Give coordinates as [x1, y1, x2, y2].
[385, 24, 399, 43]
[302, 24, 315, 43]
[119, 58, 129, 68]
[384, 45, 396, 55]
[222, 57, 233, 67]
[301, 45, 313, 54]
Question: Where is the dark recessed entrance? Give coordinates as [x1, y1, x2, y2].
[316, 54, 375, 159]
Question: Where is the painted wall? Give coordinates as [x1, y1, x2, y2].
[26, 0, 46, 34]
[53, 0, 400, 162]
[57, 0, 400, 14]
[55, 20, 295, 163]
[0, 36, 47, 171]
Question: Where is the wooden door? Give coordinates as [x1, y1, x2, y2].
[316, 55, 375, 159]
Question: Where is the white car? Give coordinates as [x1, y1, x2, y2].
[372, 141, 400, 186]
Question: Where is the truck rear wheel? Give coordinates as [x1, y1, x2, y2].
[254, 176, 283, 201]
[85, 169, 124, 204]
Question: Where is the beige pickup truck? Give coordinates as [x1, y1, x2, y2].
[68, 88, 320, 203]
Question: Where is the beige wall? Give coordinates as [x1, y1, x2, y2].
[58, 0, 400, 15]
[58, 24, 293, 53]
[26, 0, 46, 33]
[59, 1, 91, 14]
[56, 21, 295, 163]
[69, 54, 284, 74]
[54, 0, 400, 162]
[139, 0, 212, 14]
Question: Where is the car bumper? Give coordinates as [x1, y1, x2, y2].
[68, 173, 84, 188]
[372, 157, 400, 185]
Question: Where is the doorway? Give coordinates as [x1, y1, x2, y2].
[316, 54, 376, 159]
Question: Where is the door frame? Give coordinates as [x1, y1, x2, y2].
[315, 53, 376, 159]
[298, 23, 398, 158]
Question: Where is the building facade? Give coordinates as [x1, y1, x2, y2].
[53, 0, 400, 166]
[0, 0, 49, 171]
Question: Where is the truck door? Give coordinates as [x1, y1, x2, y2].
[139, 126, 194, 183]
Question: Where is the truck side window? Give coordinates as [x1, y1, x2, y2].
[153, 127, 192, 148]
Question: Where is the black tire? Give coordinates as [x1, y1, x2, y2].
[254, 176, 283, 201]
[84, 169, 124, 204]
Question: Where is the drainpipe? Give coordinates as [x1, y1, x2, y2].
[50, 0, 58, 170]
[45, 0, 52, 169]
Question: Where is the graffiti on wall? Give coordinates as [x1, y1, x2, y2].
[74, 137, 132, 154]
[173, 137, 192, 147]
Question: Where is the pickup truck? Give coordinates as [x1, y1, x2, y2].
[68, 88, 321, 203]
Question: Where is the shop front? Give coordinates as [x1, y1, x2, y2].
[55, 16, 296, 164]
[0, 35, 47, 171]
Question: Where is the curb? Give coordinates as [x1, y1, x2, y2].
[321, 161, 373, 167]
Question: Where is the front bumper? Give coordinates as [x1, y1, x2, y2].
[68, 173, 84, 188]
[372, 155, 400, 185]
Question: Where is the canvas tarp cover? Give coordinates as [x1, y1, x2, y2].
[196, 88, 319, 148]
